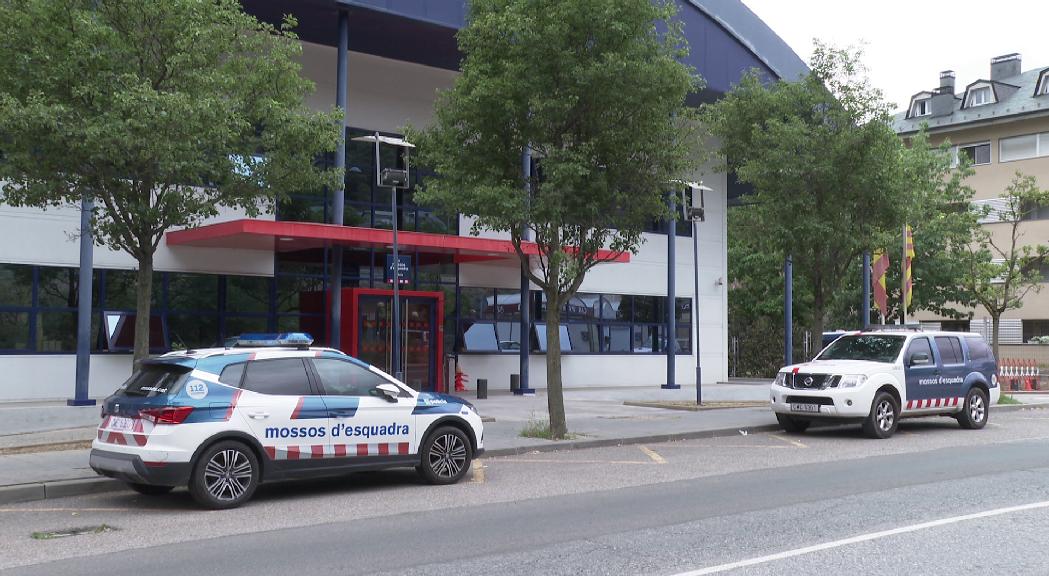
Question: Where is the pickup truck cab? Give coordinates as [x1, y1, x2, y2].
[770, 330, 999, 439]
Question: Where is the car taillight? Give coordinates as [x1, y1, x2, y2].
[139, 406, 194, 425]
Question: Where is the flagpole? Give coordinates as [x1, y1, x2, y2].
[901, 224, 908, 325]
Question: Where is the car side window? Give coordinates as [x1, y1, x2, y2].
[906, 338, 933, 365]
[219, 362, 245, 387]
[312, 358, 389, 397]
[934, 337, 963, 365]
[241, 358, 312, 396]
[966, 337, 992, 361]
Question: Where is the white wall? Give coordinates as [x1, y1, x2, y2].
[0, 354, 132, 402]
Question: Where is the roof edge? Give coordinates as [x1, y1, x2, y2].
[684, 0, 808, 81]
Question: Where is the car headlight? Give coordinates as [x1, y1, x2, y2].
[839, 375, 868, 388]
[773, 372, 786, 387]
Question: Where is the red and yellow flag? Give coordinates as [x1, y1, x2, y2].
[872, 250, 889, 318]
[904, 225, 915, 307]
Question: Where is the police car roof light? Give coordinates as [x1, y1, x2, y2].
[235, 332, 314, 348]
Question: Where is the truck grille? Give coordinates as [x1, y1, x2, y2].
[788, 374, 840, 390]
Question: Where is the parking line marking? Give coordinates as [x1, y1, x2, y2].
[770, 434, 808, 449]
[639, 445, 667, 464]
[470, 460, 486, 483]
[668, 498, 1049, 575]
[657, 443, 791, 450]
[0, 507, 136, 513]
[497, 458, 650, 465]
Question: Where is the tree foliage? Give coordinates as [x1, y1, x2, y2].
[0, 0, 342, 363]
[412, 0, 701, 437]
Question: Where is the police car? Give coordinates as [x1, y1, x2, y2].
[770, 330, 999, 439]
[89, 333, 484, 509]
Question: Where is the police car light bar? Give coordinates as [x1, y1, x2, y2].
[235, 333, 315, 348]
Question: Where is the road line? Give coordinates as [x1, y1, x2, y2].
[496, 458, 649, 465]
[658, 443, 791, 450]
[769, 434, 808, 449]
[639, 446, 667, 464]
[470, 460, 486, 484]
[667, 499, 1049, 575]
[0, 507, 135, 513]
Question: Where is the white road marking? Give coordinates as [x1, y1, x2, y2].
[497, 458, 650, 465]
[668, 499, 1049, 575]
[769, 434, 808, 449]
[639, 445, 667, 464]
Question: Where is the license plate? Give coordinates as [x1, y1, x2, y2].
[790, 403, 820, 413]
[108, 416, 135, 432]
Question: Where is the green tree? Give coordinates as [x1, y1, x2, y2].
[960, 173, 1049, 359]
[412, 0, 700, 438]
[0, 0, 342, 364]
[705, 43, 909, 351]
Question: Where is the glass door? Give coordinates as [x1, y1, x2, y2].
[357, 294, 437, 391]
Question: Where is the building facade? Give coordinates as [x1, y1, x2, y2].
[894, 54, 1049, 343]
[0, 0, 806, 401]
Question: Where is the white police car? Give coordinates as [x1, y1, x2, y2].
[770, 330, 999, 439]
[90, 333, 484, 509]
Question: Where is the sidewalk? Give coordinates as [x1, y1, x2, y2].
[2, 384, 1048, 505]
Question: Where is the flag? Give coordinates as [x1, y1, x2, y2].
[904, 225, 915, 308]
[872, 250, 889, 318]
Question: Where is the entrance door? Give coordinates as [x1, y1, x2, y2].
[356, 293, 438, 391]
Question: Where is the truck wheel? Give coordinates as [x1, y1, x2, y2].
[189, 440, 259, 509]
[956, 387, 989, 430]
[776, 414, 810, 433]
[862, 392, 899, 439]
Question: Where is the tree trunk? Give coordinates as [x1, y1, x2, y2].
[133, 255, 154, 370]
[991, 313, 1001, 362]
[544, 292, 568, 439]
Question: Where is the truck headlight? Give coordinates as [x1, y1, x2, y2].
[839, 375, 868, 388]
[773, 372, 786, 387]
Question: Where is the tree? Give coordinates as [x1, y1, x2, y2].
[960, 173, 1049, 359]
[704, 43, 909, 351]
[412, 0, 700, 438]
[0, 0, 342, 364]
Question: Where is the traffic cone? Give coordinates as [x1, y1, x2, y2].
[454, 364, 468, 392]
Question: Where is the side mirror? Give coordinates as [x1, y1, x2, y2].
[910, 352, 931, 366]
[375, 383, 401, 402]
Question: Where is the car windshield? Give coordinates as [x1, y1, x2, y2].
[817, 334, 906, 363]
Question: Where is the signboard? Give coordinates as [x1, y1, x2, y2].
[384, 254, 412, 285]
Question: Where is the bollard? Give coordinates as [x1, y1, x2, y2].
[510, 373, 520, 392]
[476, 378, 488, 400]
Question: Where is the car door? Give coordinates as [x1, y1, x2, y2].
[309, 357, 418, 463]
[903, 337, 942, 411]
[934, 335, 968, 408]
[237, 357, 330, 469]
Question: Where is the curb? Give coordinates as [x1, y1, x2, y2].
[0, 477, 123, 506]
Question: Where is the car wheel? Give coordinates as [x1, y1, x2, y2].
[189, 440, 259, 509]
[775, 414, 810, 433]
[862, 392, 899, 439]
[957, 387, 989, 430]
[418, 426, 472, 485]
[125, 482, 174, 496]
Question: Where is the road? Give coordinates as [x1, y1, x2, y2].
[3, 408, 1049, 575]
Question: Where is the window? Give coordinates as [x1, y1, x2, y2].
[312, 358, 387, 396]
[219, 362, 246, 387]
[967, 86, 993, 107]
[241, 358, 312, 395]
[818, 335, 906, 363]
[905, 338, 933, 365]
[934, 336, 963, 365]
[1038, 73, 1049, 96]
[965, 337, 993, 361]
[951, 142, 991, 166]
[911, 98, 930, 117]
[120, 365, 191, 398]
[1000, 132, 1049, 162]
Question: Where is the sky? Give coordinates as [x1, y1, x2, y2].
[741, 0, 1049, 112]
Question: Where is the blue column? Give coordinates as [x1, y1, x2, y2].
[663, 191, 679, 389]
[862, 251, 871, 330]
[516, 146, 534, 395]
[330, 10, 349, 350]
[69, 192, 96, 406]
[784, 255, 793, 367]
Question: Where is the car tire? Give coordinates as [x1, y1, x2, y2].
[125, 482, 174, 496]
[956, 387, 989, 430]
[776, 414, 810, 433]
[418, 426, 472, 485]
[862, 392, 899, 439]
[188, 440, 259, 510]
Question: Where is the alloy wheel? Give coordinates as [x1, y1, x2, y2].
[428, 433, 468, 479]
[204, 448, 253, 502]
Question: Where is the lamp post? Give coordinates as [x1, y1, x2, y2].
[351, 133, 414, 382]
[683, 183, 711, 405]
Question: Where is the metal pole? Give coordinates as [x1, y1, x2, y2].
[901, 224, 908, 325]
[69, 192, 96, 406]
[329, 10, 349, 350]
[516, 145, 534, 395]
[663, 191, 679, 389]
[862, 251, 871, 330]
[784, 255, 793, 367]
[383, 131, 403, 381]
[693, 217, 702, 405]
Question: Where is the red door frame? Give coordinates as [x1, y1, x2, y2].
[343, 287, 445, 393]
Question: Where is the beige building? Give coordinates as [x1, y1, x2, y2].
[894, 53, 1049, 344]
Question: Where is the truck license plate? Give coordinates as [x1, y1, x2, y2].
[790, 403, 820, 413]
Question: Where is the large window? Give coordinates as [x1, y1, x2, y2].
[952, 142, 991, 166]
[1000, 132, 1049, 163]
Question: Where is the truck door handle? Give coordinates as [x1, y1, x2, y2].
[330, 410, 355, 419]
[247, 411, 270, 420]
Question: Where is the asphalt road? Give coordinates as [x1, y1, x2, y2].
[3, 408, 1049, 575]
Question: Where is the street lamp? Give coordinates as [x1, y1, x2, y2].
[352, 133, 415, 382]
[681, 182, 712, 405]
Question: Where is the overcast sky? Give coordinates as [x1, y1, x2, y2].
[741, 0, 1049, 112]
